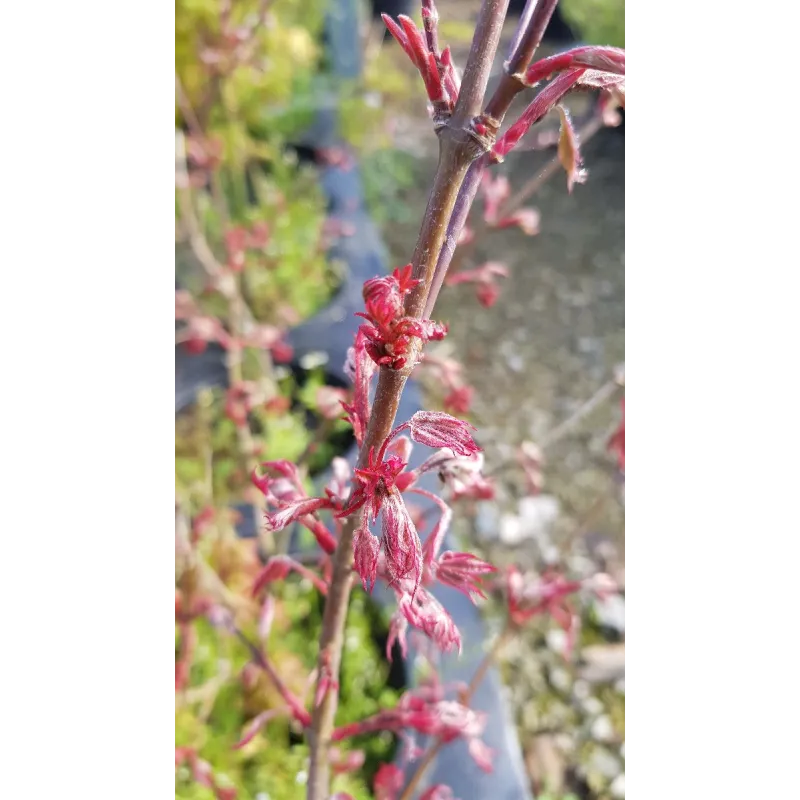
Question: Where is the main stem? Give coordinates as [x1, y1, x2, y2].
[304, 193, 460, 796]
[304, 4, 509, 795]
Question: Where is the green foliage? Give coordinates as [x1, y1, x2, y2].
[176, 0, 325, 140]
[361, 149, 420, 228]
[243, 161, 338, 323]
[176, 0, 339, 325]
[175, 386, 311, 504]
[176, 578, 400, 799]
[560, 0, 625, 47]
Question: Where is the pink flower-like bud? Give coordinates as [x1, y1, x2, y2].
[357, 266, 444, 370]
[252, 555, 291, 593]
[446, 261, 509, 308]
[382, 14, 449, 106]
[399, 588, 461, 654]
[382, 491, 423, 591]
[353, 521, 380, 593]
[401, 410, 479, 457]
[256, 459, 304, 491]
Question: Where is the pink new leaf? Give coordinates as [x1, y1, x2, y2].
[555, 104, 587, 193]
[524, 45, 625, 86]
[353, 518, 380, 593]
[492, 69, 586, 162]
[265, 496, 333, 532]
[435, 551, 497, 602]
[382, 491, 423, 592]
[394, 410, 479, 457]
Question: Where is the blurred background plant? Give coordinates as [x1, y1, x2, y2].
[175, 2, 405, 797]
[560, 0, 624, 47]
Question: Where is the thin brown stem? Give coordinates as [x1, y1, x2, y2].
[484, 0, 559, 123]
[451, 0, 510, 129]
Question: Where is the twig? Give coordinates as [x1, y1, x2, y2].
[422, 0, 555, 318]
[304, 3, 512, 797]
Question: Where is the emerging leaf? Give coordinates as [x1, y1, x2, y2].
[555, 104, 587, 193]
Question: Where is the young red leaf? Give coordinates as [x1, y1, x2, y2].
[492, 69, 586, 162]
[381, 491, 423, 591]
[353, 519, 380, 593]
[555, 105, 587, 193]
[265, 496, 332, 532]
[402, 410, 479, 456]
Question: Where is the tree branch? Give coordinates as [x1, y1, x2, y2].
[304, 3, 511, 797]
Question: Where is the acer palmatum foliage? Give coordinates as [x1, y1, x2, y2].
[176, 1, 625, 798]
